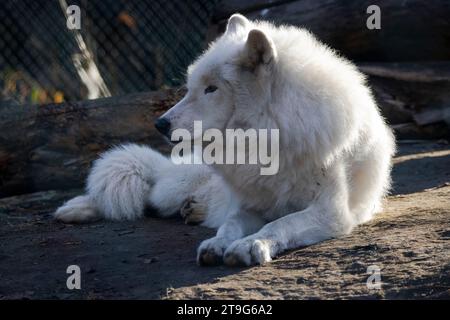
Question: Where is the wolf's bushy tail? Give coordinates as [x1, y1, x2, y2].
[55, 144, 174, 222]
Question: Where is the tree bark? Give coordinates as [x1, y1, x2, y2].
[359, 62, 450, 138]
[0, 89, 183, 197]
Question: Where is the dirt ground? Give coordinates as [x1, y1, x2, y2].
[0, 141, 449, 299]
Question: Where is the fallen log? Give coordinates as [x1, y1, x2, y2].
[210, 0, 450, 62]
[1, 62, 449, 197]
[358, 63, 450, 130]
[414, 108, 450, 127]
[0, 90, 183, 198]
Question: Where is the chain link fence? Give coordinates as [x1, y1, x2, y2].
[0, 0, 219, 105]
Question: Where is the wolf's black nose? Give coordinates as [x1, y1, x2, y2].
[154, 117, 171, 136]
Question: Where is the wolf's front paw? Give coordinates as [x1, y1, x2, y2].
[180, 197, 207, 225]
[224, 238, 272, 267]
[197, 237, 231, 266]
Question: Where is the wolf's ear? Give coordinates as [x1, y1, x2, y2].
[226, 14, 249, 34]
[243, 29, 277, 68]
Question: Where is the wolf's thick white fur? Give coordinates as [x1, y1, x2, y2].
[56, 14, 395, 267]
[55, 144, 235, 228]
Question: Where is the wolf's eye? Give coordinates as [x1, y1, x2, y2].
[204, 85, 218, 94]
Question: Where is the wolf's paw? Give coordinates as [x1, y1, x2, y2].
[197, 237, 231, 266]
[223, 238, 272, 267]
[180, 197, 207, 225]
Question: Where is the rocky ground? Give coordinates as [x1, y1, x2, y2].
[0, 141, 449, 299]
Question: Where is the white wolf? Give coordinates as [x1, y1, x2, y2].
[55, 14, 395, 266]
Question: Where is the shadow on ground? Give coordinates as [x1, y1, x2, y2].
[392, 145, 450, 194]
[0, 142, 449, 299]
[0, 191, 242, 299]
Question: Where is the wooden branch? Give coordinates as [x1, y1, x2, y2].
[413, 107, 450, 126]
[0, 89, 183, 197]
[359, 63, 450, 83]
[358, 62, 450, 127]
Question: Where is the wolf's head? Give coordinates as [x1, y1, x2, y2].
[155, 14, 278, 140]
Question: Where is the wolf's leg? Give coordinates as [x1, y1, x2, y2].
[349, 134, 395, 224]
[180, 173, 237, 228]
[147, 163, 217, 221]
[197, 211, 266, 266]
[223, 163, 355, 266]
[180, 197, 207, 225]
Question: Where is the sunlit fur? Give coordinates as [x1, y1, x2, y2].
[54, 144, 234, 229]
[163, 14, 395, 266]
[55, 14, 395, 267]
